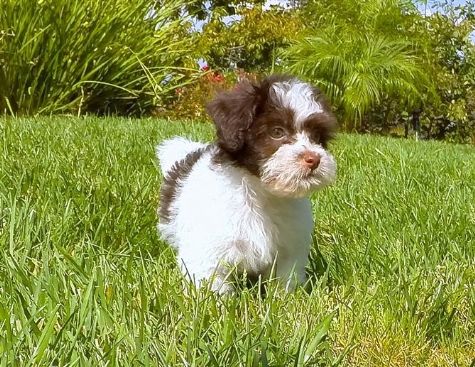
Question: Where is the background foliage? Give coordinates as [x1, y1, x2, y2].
[195, 4, 300, 71]
[188, 0, 474, 143]
[0, 0, 474, 142]
[416, 4, 475, 142]
[287, 0, 473, 142]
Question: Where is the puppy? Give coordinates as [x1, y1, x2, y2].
[157, 75, 337, 293]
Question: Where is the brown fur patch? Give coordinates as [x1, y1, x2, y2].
[234, 107, 297, 175]
[302, 112, 337, 148]
[159, 147, 207, 223]
[206, 81, 261, 153]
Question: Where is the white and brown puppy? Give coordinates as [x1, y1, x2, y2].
[157, 75, 337, 293]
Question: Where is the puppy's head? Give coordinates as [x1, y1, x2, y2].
[207, 75, 337, 198]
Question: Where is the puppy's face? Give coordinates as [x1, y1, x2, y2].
[207, 75, 337, 198]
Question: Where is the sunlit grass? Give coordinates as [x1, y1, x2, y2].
[0, 117, 473, 366]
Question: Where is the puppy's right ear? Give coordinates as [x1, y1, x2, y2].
[206, 81, 261, 153]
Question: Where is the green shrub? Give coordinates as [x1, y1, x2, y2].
[0, 0, 194, 115]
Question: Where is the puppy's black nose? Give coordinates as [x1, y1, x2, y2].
[300, 151, 321, 170]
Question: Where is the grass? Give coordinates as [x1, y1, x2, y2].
[0, 116, 474, 366]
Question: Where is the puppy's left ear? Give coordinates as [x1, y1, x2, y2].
[206, 81, 261, 153]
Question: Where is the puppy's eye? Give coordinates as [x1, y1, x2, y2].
[270, 127, 286, 140]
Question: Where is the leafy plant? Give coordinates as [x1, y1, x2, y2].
[282, 0, 434, 130]
[0, 0, 195, 115]
[414, 2, 475, 143]
[194, 3, 301, 71]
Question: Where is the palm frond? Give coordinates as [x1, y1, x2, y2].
[283, 20, 434, 129]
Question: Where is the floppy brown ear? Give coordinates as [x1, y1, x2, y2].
[206, 81, 261, 153]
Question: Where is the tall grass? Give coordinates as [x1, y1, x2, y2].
[0, 0, 194, 116]
[0, 117, 473, 365]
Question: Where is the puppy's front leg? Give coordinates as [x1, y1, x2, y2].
[179, 256, 235, 295]
[274, 253, 307, 291]
[208, 265, 235, 295]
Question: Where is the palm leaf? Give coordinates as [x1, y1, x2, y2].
[283, 19, 434, 129]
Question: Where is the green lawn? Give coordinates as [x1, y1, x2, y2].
[0, 117, 474, 366]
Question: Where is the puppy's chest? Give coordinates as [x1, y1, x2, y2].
[233, 198, 313, 261]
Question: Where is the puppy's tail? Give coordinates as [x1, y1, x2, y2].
[156, 137, 207, 176]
